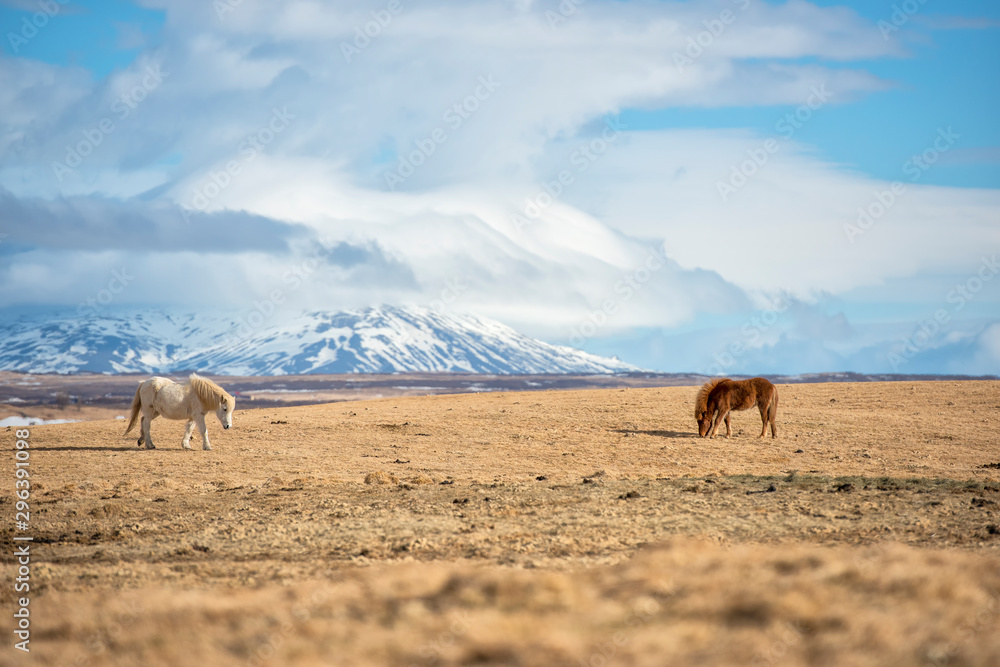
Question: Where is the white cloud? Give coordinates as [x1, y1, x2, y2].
[3, 0, 898, 197]
[1, 0, 998, 372]
[557, 128, 1000, 294]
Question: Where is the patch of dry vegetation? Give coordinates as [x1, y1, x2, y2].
[1, 381, 999, 665]
[364, 470, 399, 485]
[25, 540, 1000, 666]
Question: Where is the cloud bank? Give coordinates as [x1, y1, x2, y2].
[1, 0, 998, 374]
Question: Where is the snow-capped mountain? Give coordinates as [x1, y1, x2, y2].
[0, 306, 639, 375]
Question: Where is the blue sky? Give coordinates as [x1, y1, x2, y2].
[620, 1, 1000, 188]
[1, 0, 998, 374]
[1, 0, 163, 75]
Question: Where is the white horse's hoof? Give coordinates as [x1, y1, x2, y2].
[145, 444, 156, 450]
[203, 445, 212, 451]
[182, 443, 192, 450]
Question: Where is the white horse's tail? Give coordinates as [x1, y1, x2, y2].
[124, 385, 142, 434]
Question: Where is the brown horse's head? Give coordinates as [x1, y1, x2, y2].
[695, 378, 728, 437]
[696, 410, 712, 437]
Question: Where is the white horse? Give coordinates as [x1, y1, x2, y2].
[124, 374, 235, 450]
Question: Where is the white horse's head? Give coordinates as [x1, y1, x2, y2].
[190, 373, 236, 431]
[216, 394, 235, 430]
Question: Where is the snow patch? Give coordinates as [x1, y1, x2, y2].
[0, 416, 81, 427]
[0, 306, 642, 375]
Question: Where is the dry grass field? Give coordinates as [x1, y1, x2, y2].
[2, 381, 1000, 666]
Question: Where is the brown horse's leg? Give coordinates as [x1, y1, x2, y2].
[710, 410, 727, 438]
[770, 392, 778, 438]
[758, 401, 768, 438]
[724, 413, 732, 438]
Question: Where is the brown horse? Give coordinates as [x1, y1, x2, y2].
[695, 377, 778, 439]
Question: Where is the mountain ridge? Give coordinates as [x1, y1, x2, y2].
[0, 306, 640, 376]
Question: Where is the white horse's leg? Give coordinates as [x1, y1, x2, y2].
[196, 413, 212, 451]
[182, 420, 195, 450]
[142, 409, 156, 449]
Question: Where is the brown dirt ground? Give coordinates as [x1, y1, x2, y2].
[2, 381, 1000, 666]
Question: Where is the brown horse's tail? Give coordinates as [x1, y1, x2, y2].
[124, 385, 142, 434]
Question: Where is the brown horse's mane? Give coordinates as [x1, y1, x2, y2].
[189, 373, 232, 411]
[695, 378, 729, 419]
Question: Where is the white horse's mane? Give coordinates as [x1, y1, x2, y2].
[188, 373, 232, 411]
